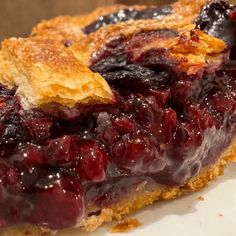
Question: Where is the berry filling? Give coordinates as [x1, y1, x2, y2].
[1, 0, 236, 231]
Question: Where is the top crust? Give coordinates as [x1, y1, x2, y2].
[0, 0, 225, 110]
[0, 37, 113, 109]
[31, 0, 208, 47]
[31, 5, 146, 44]
[128, 28, 227, 76]
[70, 0, 209, 66]
[70, 26, 227, 76]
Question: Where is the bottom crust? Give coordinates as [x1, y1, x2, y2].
[1, 141, 236, 236]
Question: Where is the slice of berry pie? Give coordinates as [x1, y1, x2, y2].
[1, 0, 236, 235]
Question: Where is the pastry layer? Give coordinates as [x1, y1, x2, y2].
[31, 5, 146, 45]
[88, 28, 227, 76]
[0, 37, 113, 109]
[31, 0, 207, 47]
[0, 27, 227, 110]
[1, 140, 235, 236]
[70, 0, 208, 65]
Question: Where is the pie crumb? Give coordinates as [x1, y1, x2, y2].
[110, 218, 142, 233]
[218, 213, 223, 217]
[197, 196, 205, 201]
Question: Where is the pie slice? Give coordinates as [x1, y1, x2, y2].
[1, 0, 236, 235]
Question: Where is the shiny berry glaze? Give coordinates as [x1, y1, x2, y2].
[83, 5, 173, 34]
[196, 0, 236, 59]
[1, 0, 236, 231]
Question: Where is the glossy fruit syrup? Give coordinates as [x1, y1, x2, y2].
[83, 5, 173, 34]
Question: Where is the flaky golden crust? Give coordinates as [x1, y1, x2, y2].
[31, 5, 146, 44]
[32, 0, 208, 49]
[0, 37, 113, 109]
[170, 29, 227, 75]
[130, 28, 226, 76]
[0, 0, 215, 109]
[0, 1, 218, 109]
[1, 139, 236, 236]
[70, 0, 208, 66]
[71, 26, 227, 77]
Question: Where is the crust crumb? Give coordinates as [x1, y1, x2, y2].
[109, 218, 142, 233]
[197, 196, 205, 201]
[218, 213, 223, 217]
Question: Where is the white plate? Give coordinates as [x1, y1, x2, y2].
[58, 163, 236, 236]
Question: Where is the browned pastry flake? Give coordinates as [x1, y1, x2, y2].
[0, 37, 113, 109]
[31, 5, 146, 45]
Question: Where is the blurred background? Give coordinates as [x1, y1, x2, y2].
[0, 0, 172, 41]
[0, 0, 235, 41]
